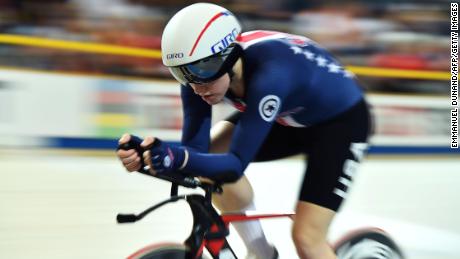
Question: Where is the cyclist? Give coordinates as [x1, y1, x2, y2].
[117, 3, 372, 259]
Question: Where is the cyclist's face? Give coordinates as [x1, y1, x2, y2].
[190, 73, 230, 105]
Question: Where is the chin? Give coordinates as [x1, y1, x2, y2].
[207, 100, 221, 105]
[204, 96, 223, 105]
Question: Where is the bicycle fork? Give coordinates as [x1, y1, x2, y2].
[184, 195, 238, 259]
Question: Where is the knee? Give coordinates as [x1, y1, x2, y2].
[212, 177, 254, 212]
[292, 227, 321, 249]
[213, 185, 254, 212]
[292, 225, 329, 258]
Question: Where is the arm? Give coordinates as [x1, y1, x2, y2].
[182, 62, 292, 182]
[180, 84, 212, 152]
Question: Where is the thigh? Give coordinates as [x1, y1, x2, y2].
[222, 111, 306, 161]
[254, 122, 306, 161]
[254, 123, 304, 162]
[210, 120, 235, 153]
[209, 118, 254, 211]
[299, 100, 371, 211]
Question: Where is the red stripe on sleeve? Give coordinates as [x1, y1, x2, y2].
[236, 31, 279, 43]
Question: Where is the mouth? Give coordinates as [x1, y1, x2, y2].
[202, 94, 219, 103]
[202, 93, 213, 99]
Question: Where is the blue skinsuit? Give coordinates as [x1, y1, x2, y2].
[180, 31, 363, 181]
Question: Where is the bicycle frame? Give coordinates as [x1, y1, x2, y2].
[181, 194, 294, 259]
[117, 172, 293, 259]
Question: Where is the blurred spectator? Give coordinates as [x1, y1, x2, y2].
[0, 0, 451, 93]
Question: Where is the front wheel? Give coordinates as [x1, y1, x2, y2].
[333, 228, 405, 259]
[127, 243, 211, 259]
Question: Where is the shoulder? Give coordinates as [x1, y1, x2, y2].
[236, 31, 293, 55]
[237, 41, 293, 73]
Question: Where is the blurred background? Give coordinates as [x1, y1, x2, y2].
[0, 0, 454, 149]
[0, 0, 458, 259]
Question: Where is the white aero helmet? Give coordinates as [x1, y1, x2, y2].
[161, 3, 242, 85]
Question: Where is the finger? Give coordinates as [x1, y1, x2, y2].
[117, 148, 135, 157]
[141, 136, 155, 149]
[122, 152, 140, 166]
[117, 149, 135, 160]
[143, 150, 152, 166]
[126, 163, 140, 172]
[125, 157, 141, 172]
[126, 164, 140, 172]
[118, 133, 131, 144]
[143, 150, 158, 176]
[197, 177, 215, 184]
[148, 166, 157, 176]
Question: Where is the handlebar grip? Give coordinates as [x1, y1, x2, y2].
[117, 135, 144, 152]
[117, 135, 146, 170]
[117, 213, 138, 223]
[117, 135, 203, 190]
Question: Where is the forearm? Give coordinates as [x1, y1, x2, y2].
[182, 149, 244, 182]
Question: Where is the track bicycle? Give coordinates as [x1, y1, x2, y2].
[117, 144, 406, 259]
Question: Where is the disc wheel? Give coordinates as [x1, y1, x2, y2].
[333, 228, 405, 259]
[128, 243, 211, 259]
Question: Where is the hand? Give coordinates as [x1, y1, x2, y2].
[142, 137, 185, 175]
[116, 133, 144, 172]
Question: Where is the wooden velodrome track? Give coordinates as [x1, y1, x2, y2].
[1, 150, 459, 259]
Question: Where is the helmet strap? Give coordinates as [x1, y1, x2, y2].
[217, 45, 242, 80]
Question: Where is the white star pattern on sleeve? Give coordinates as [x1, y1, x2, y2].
[288, 43, 353, 79]
[315, 56, 328, 67]
[343, 70, 356, 78]
[290, 46, 303, 54]
[327, 63, 342, 73]
[303, 50, 315, 60]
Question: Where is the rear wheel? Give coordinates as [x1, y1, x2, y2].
[333, 228, 405, 259]
[128, 243, 211, 259]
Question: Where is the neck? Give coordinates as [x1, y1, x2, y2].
[230, 59, 244, 98]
